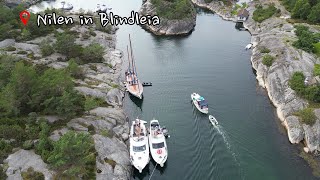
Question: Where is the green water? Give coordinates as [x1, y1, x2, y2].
[30, 0, 318, 179]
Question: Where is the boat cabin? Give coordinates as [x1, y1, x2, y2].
[150, 122, 162, 137]
[197, 100, 208, 109]
[237, 9, 249, 22]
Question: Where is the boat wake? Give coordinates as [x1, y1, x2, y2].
[211, 121, 243, 178]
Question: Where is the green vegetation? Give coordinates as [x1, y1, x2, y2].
[282, 0, 320, 23]
[84, 96, 106, 111]
[151, 0, 195, 20]
[262, 54, 275, 67]
[66, 59, 84, 79]
[81, 43, 105, 64]
[40, 39, 54, 57]
[0, 5, 55, 41]
[260, 46, 271, 53]
[314, 42, 320, 57]
[292, 25, 319, 53]
[47, 131, 96, 179]
[21, 167, 45, 180]
[314, 64, 320, 76]
[294, 108, 317, 125]
[252, 4, 280, 23]
[289, 72, 320, 102]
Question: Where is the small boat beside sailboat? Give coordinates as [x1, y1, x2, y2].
[148, 119, 168, 167]
[191, 93, 209, 114]
[129, 119, 150, 173]
[60, 1, 73, 10]
[125, 34, 143, 99]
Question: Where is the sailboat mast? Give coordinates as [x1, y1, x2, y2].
[129, 34, 138, 77]
[127, 45, 131, 72]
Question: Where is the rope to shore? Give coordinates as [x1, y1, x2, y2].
[148, 163, 158, 180]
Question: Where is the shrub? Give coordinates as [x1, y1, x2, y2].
[289, 72, 306, 94]
[253, 4, 278, 22]
[47, 131, 96, 179]
[81, 43, 104, 64]
[66, 59, 84, 79]
[314, 42, 320, 57]
[293, 25, 318, 53]
[17, 51, 28, 55]
[55, 32, 83, 58]
[5, 46, 16, 51]
[40, 39, 54, 56]
[262, 54, 274, 67]
[314, 64, 320, 76]
[21, 167, 45, 180]
[0, 139, 13, 162]
[260, 46, 271, 53]
[294, 108, 316, 125]
[84, 96, 105, 111]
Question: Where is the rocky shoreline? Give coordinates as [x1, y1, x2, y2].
[191, 0, 320, 154]
[139, 0, 196, 35]
[0, 12, 131, 180]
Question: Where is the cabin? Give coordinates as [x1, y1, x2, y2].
[237, 9, 249, 22]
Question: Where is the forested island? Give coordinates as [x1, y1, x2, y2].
[0, 2, 130, 179]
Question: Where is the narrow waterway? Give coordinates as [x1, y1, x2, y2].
[30, 0, 317, 179]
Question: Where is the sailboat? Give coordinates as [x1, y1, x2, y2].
[125, 34, 143, 99]
[129, 119, 150, 173]
[148, 119, 168, 167]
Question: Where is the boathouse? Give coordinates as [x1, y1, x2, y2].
[237, 9, 249, 22]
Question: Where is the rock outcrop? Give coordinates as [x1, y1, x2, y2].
[139, 0, 196, 35]
[4, 150, 54, 180]
[191, 0, 320, 153]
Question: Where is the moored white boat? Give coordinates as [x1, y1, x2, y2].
[191, 93, 209, 114]
[129, 119, 150, 173]
[245, 43, 253, 50]
[148, 119, 168, 167]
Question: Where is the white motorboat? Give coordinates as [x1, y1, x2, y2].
[191, 93, 209, 114]
[245, 43, 253, 50]
[60, 1, 73, 10]
[148, 119, 168, 167]
[129, 119, 150, 173]
[125, 34, 143, 99]
[209, 115, 218, 126]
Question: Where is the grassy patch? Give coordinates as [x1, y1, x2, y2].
[299, 151, 320, 177]
[21, 167, 45, 180]
[111, 83, 119, 89]
[314, 64, 320, 76]
[260, 46, 271, 53]
[5, 46, 16, 51]
[294, 108, 317, 125]
[84, 96, 107, 111]
[253, 4, 279, 23]
[314, 42, 320, 57]
[262, 54, 275, 67]
[17, 50, 28, 55]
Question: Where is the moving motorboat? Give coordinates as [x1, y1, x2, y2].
[209, 115, 218, 126]
[125, 34, 144, 99]
[245, 43, 253, 50]
[129, 119, 150, 173]
[148, 119, 168, 167]
[191, 93, 209, 114]
[60, 1, 73, 10]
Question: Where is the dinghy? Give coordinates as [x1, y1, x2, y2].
[148, 119, 168, 167]
[245, 43, 253, 50]
[191, 93, 209, 114]
[209, 115, 218, 126]
[129, 119, 150, 173]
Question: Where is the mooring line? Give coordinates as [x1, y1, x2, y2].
[148, 163, 158, 180]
